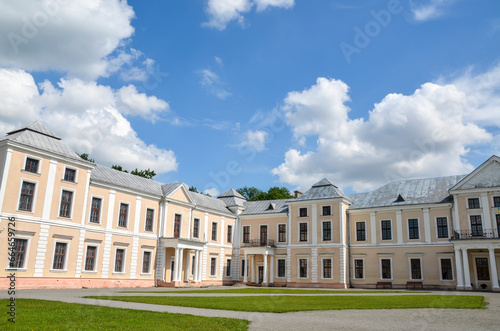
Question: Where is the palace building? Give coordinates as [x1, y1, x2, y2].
[1, 122, 499, 291]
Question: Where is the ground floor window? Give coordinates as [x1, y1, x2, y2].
[476, 258, 490, 281]
[114, 249, 125, 273]
[277, 259, 286, 278]
[241, 259, 246, 277]
[10, 238, 28, 269]
[322, 258, 332, 279]
[440, 258, 453, 280]
[354, 259, 364, 279]
[381, 258, 392, 279]
[210, 257, 217, 276]
[142, 251, 152, 274]
[299, 258, 308, 278]
[410, 258, 422, 280]
[52, 242, 67, 270]
[84, 246, 97, 271]
[226, 259, 232, 277]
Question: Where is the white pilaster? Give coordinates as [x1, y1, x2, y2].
[270, 255, 274, 284]
[489, 248, 499, 290]
[202, 245, 208, 280]
[133, 197, 142, 234]
[204, 213, 209, 242]
[155, 241, 165, 281]
[188, 208, 193, 239]
[33, 224, 50, 277]
[453, 196, 460, 231]
[286, 248, 291, 282]
[106, 190, 116, 230]
[42, 159, 57, 220]
[311, 247, 318, 283]
[251, 255, 256, 283]
[219, 247, 225, 280]
[0, 148, 12, 212]
[184, 250, 190, 282]
[101, 233, 113, 278]
[243, 253, 248, 283]
[370, 212, 376, 244]
[312, 203, 317, 245]
[481, 193, 494, 231]
[423, 208, 431, 243]
[339, 203, 344, 245]
[80, 170, 91, 224]
[74, 229, 86, 278]
[396, 211, 403, 244]
[129, 236, 140, 278]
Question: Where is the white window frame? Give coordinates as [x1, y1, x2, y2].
[113, 247, 127, 274]
[379, 257, 393, 280]
[57, 188, 75, 219]
[353, 258, 365, 280]
[6, 237, 31, 271]
[242, 225, 251, 244]
[211, 221, 218, 242]
[408, 257, 423, 281]
[355, 221, 367, 242]
[321, 205, 332, 216]
[297, 257, 309, 279]
[321, 257, 333, 280]
[227, 224, 233, 244]
[50, 240, 70, 272]
[435, 216, 449, 239]
[467, 197, 481, 209]
[192, 218, 200, 239]
[438, 257, 455, 281]
[144, 207, 156, 232]
[17, 179, 38, 213]
[321, 220, 333, 242]
[82, 245, 99, 273]
[407, 218, 420, 240]
[277, 223, 287, 243]
[380, 219, 392, 241]
[276, 258, 286, 278]
[88, 195, 104, 225]
[298, 221, 309, 242]
[117, 202, 130, 228]
[210, 257, 217, 277]
[298, 207, 308, 218]
[225, 258, 232, 277]
[62, 165, 78, 184]
[141, 250, 153, 275]
[22, 154, 42, 175]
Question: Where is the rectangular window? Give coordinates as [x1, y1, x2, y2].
[468, 198, 480, 209]
[440, 258, 453, 280]
[354, 259, 364, 279]
[89, 197, 102, 224]
[64, 168, 76, 182]
[173, 214, 181, 238]
[243, 226, 250, 243]
[410, 258, 422, 280]
[299, 258, 308, 278]
[408, 219, 419, 239]
[470, 215, 483, 236]
[227, 225, 233, 243]
[210, 257, 217, 276]
[211, 222, 217, 241]
[494, 196, 500, 208]
[356, 222, 366, 241]
[299, 207, 308, 217]
[436, 217, 448, 238]
[226, 259, 232, 277]
[114, 249, 125, 273]
[118, 203, 129, 228]
[145, 209, 154, 232]
[19, 181, 35, 211]
[192, 218, 200, 238]
[9, 238, 28, 269]
[381, 220, 392, 240]
[52, 242, 67, 270]
[497, 215, 500, 237]
[381, 259, 391, 279]
[142, 251, 151, 274]
[260, 225, 268, 245]
[322, 221, 332, 241]
[322, 205, 331, 216]
[299, 222, 308, 242]
[476, 258, 490, 281]
[241, 259, 246, 277]
[322, 258, 332, 279]
[84, 246, 97, 271]
[24, 157, 39, 173]
[277, 259, 286, 278]
[59, 190, 73, 218]
[278, 224, 286, 242]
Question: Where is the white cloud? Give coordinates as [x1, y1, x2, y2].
[116, 85, 169, 121]
[410, 0, 455, 22]
[0, 69, 178, 174]
[204, 187, 221, 197]
[203, 0, 294, 30]
[0, 0, 135, 80]
[240, 130, 269, 152]
[198, 68, 231, 100]
[272, 72, 496, 192]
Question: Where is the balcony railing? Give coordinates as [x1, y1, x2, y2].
[242, 239, 276, 247]
[451, 229, 500, 240]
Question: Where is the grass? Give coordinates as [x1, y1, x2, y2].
[87, 295, 486, 313]
[121, 288, 427, 294]
[0, 299, 249, 330]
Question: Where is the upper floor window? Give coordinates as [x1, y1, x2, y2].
[468, 198, 480, 209]
[64, 168, 76, 182]
[322, 221, 332, 241]
[24, 157, 39, 173]
[260, 225, 268, 244]
[356, 222, 366, 241]
[211, 222, 218, 241]
[278, 224, 286, 242]
[494, 196, 500, 208]
[381, 220, 392, 240]
[89, 197, 101, 224]
[242, 226, 250, 243]
[227, 225, 233, 243]
[299, 222, 308, 242]
[408, 219, 419, 239]
[173, 214, 181, 238]
[436, 217, 448, 238]
[19, 181, 35, 212]
[118, 203, 129, 228]
[322, 205, 331, 216]
[59, 190, 73, 218]
[192, 218, 200, 238]
[470, 215, 483, 237]
[299, 207, 308, 217]
[145, 209, 154, 232]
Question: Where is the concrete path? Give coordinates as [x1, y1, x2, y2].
[2, 287, 499, 330]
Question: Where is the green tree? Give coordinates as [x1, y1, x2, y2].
[130, 168, 156, 179]
[111, 165, 128, 172]
[78, 153, 94, 163]
[189, 186, 199, 193]
[236, 186, 264, 201]
[255, 186, 294, 201]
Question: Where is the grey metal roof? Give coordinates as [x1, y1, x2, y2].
[219, 188, 245, 199]
[241, 199, 289, 215]
[348, 175, 467, 209]
[161, 183, 185, 197]
[91, 165, 164, 196]
[191, 191, 233, 215]
[293, 178, 349, 201]
[0, 121, 81, 160]
[218, 189, 246, 207]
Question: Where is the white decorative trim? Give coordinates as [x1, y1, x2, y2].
[106, 190, 115, 230]
[129, 236, 140, 278]
[202, 245, 208, 280]
[134, 197, 142, 234]
[312, 203, 317, 245]
[80, 170, 91, 225]
[396, 211, 403, 244]
[370, 212, 376, 244]
[42, 160, 57, 219]
[424, 208, 431, 243]
[74, 229, 86, 277]
[100, 233, 113, 278]
[311, 247, 318, 282]
[0, 148, 12, 212]
[33, 224, 50, 277]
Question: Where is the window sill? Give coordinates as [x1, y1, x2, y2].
[88, 222, 101, 225]
[209, 275, 217, 278]
[49, 269, 67, 273]
[353, 278, 365, 281]
[82, 270, 97, 274]
[21, 170, 40, 176]
[6, 268, 27, 272]
[16, 209, 34, 214]
[61, 180, 77, 185]
[112, 272, 126, 275]
[140, 273, 152, 276]
[57, 216, 72, 220]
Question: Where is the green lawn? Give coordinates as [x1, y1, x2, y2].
[121, 288, 426, 294]
[87, 295, 486, 313]
[0, 299, 249, 330]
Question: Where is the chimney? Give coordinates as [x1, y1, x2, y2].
[294, 190, 303, 198]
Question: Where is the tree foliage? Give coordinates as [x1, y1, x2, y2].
[78, 153, 94, 163]
[189, 186, 199, 193]
[236, 186, 263, 201]
[112, 165, 156, 179]
[237, 186, 293, 201]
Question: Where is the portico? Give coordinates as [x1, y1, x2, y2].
[242, 243, 275, 286]
[159, 238, 206, 287]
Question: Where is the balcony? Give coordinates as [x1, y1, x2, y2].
[451, 229, 500, 240]
[242, 239, 276, 248]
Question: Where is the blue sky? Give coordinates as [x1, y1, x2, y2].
[1, 0, 500, 196]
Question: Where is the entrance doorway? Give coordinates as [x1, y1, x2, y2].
[258, 266, 264, 284]
[170, 261, 175, 282]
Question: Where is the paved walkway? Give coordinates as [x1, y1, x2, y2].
[2, 287, 500, 330]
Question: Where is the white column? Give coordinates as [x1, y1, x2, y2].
[489, 248, 499, 290]
[173, 248, 180, 282]
[263, 253, 268, 284]
[270, 255, 274, 284]
[184, 250, 190, 282]
[177, 248, 184, 282]
[462, 248, 472, 289]
[193, 250, 199, 282]
[243, 253, 248, 283]
[455, 248, 464, 289]
[251, 255, 256, 283]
